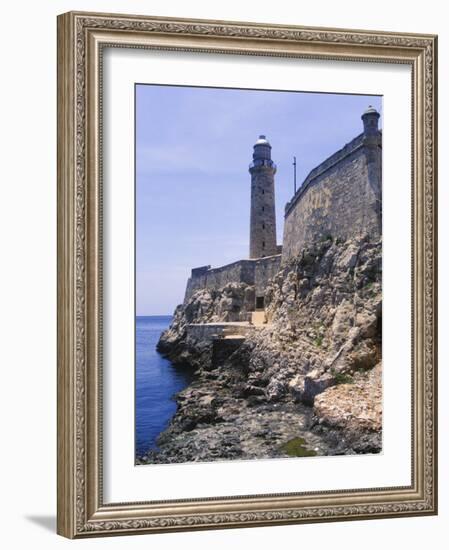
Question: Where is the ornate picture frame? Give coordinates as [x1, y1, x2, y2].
[57, 11, 437, 538]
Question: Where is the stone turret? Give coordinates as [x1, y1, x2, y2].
[249, 135, 278, 259]
[362, 105, 381, 143]
[361, 106, 382, 222]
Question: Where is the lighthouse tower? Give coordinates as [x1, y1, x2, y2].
[249, 135, 278, 259]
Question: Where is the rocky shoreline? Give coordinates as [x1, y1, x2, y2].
[137, 235, 382, 465]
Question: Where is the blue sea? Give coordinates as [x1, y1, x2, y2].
[135, 315, 195, 457]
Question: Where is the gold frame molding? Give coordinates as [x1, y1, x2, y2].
[57, 11, 438, 539]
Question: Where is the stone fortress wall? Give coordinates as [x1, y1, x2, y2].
[282, 127, 382, 261]
[184, 255, 281, 304]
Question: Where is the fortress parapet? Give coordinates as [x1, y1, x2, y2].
[184, 254, 281, 308]
[282, 106, 382, 261]
[191, 265, 211, 277]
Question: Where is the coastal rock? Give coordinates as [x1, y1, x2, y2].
[312, 363, 382, 453]
[142, 236, 382, 463]
[302, 369, 335, 405]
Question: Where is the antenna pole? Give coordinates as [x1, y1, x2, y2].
[293, 156, 297, 195]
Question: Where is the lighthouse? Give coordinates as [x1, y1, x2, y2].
[248, 135, 278, 259]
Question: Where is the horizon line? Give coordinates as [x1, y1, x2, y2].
[136, 313, 173, 317]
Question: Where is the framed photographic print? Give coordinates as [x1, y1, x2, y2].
[57, 11, 438, 538]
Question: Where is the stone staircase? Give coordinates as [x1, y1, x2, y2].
[251, 310, 266, 326]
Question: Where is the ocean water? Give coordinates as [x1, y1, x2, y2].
[135, 315, 195, 457]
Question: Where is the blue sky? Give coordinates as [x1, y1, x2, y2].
[136, 84, 382, 315]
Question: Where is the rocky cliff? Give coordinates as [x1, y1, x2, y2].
[139, 235, 382, 464]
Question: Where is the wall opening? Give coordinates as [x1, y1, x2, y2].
[255, 296, 265, 310]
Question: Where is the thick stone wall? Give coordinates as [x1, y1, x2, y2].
[184, 255, 281, 304]
[184, 260, 254, 303]
[282, 133, 381, 261]
[254, 255, 282, 297]
[186, 323, 253, 340]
